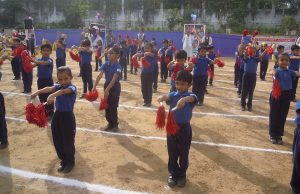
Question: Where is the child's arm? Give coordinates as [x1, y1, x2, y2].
[31, 87, 55, 99]
[167, 61, 175, 70]
[32, 60, 51, 66]
[157, 95, 170, 103]
[93, 71, 104, 91]
[176, 96, 197, 109]
[47, 88, 74, 104]
[104, 73, 119, 97]
[290, 56, 300, 60]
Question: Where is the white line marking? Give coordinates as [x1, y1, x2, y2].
[0, 165, 148, 194]
[0, 91, 294, 121]
[5, 116, 292, 155]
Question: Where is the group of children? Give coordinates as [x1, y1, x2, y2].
[1, 31, 300, 191]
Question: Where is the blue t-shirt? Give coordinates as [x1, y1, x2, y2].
[275, 67, 296, 91]
[129, 45, 137, 55]
[79, 50, 92, 65]
[260, 49, 269, 61]
[54, 83, 77, 112]
[160, 46, 168, 63]
[37, 57, 53, 79]
[100, 61, 122, 82]
[141, 55, 156, 73]
[56, 47, 66, 59]
[120, 46, 129, 60]
[208, 53, 216, 61]
[193, 55, 212, 76]
[244, 56, 260, 74]
[166, 91, 198, 124]
[288, 54, 300, 71]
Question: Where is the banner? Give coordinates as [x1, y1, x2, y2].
[256, 36, 297, 52]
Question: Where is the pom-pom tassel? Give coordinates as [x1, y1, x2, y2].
[166, 109, 179, 135]
[70, 50, 80, 62]
[156, 102, 166, 129]
[86, 89, 99, 102]
[34, 103, 48, 128]
[131, 56, 140, 68]
[215, 58, 225, 67]
[99, 97, 108, 111]
[25, 103, 37, 124]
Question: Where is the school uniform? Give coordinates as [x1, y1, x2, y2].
[21, 50, 33, 93]
[37, 57, 54, 116]
[160, 46, 168, 81]
[79, 50, 93, 93]
[141, 55, 155, 105]
[56, 47, 66, 69]
[100, 61, 122, 128]
[153, 52, 159, 91]
[120, 46, 129, 80]
[170, 63, 186, 92]
[234, 53, 240, 87]
[269, 67, 295, 138]
[260, 49, 269, 80]
[167, 46, 176, 77]
[191, 55, 212, 104]
[51, 83, 77, 166]
[208, 53, 216, 85]
[237, 55, 245, 95]
[288, 54, 300, 101]
[291, 113, 300, 194]
[0, 93, 8, 145]
[11, 45, 23, 80]
[129, 45, 138, 74]
[241, 55, 260, 109]
[166, 91, 198, 179]
[95, 46, 102, 71]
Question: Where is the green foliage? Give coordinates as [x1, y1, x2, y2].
[166, 8, 183, 31]
[281, 15, 299, 31]
[64, 0, 90, 28]
[0, 0, 24, 26]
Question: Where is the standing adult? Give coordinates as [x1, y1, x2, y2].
[202, 32, 213, 46]
[182, 30, 193, 59]
[106, 30, 115, 46]
[137, 28, 146, 50]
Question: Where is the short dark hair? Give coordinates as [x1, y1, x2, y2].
[175, 50, 187, 60]
[41, 43, 52, 51]
[81, 39, 91, 47]
[111, 45, 120, 55]
[278, 52, 290, 60]
[277, 45, 284, 51]
[198, 45, 207, 51]
[291, 45, 300, 51]
[57, 66, 72, 77]
[175, 70, 193, 84]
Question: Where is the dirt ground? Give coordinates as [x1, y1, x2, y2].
[0, 52, 298, 194]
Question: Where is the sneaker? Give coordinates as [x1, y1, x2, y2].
[103, 124, 113, 131]
[79, 94, 85, 99]
[111, 126, 119, 133]
[270, 137, 277, 144]
[0, 141, 8, 149]
[13, 77, 20, 80]
[247, 107, 252, 112]
[241, 106, 246, 111]
[167, 175, 177, 188]
[277, 137, 283, 145]
[177, 177, 187, 188]
[57, 161, 65, 172]
[63, 164, 74, 173]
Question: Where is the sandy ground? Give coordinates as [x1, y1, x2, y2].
[0, 53, 298, 194]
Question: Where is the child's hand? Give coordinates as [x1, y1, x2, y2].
[157, 96, 164, 103]
[104, 88, 109, 98]
[176, 98, 186, 109]
[31, 91, 39, 99]
[47, 95, 55, 105]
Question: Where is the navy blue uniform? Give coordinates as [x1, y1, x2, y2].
[153, 52, 159, 91]
[141, 54, 156, 105]
[160, 46, 168, 81]
[129, 45, 138, 74]
[21, 51, 33, 93]
[11, 46, 22, 79]
[269, 68, 296, 138]
[259, 49, 269, 80]
[56, 46, 66, 69]
[291, 114, 300, 194]
[289, 54, 300, 101]
[241, 55, 260, 109]
[237, 55, 245, 95]
[0, 93, 8, 144]
[100, 61, 122, 127]
[37, 57, 54, 116]
[79, 50, 93, 94]
[120, 46, 129, 80]
[191, 55, 212, 104]
[166, 91, 198, 179]
[51, 84, 77, 166]
[234, 53, 240, 87]
[208, 53, 216, 85]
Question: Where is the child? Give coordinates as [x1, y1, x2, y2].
[76, 39, 93, 98]
[129, 39, 138, 74]
[94, 40, 102, 71]
[237, 44, 246, 97]
[269, 53, 300, 144]
[151, 40, 159, 93]
[157, 70, 198, 188]
[191, 46, 214, 106]
[259, 43, 270, 81]
[207, 45, 216, 86]
[21, 41, 33, 93]
[0, 92, 8, 149]
[241, 42, 266, 111]
[158, 39, 169, 82]
[291, 101, 300, 194]
[93, 45, 122, 132]
[119, 40, 129, 81]
[32, 44, 54, 119]
[133, 43, 156, 107]
[55, 39, 66, 69]
[274, 45, 284, 69]
[31, 66, 77, 173]
[166, 40, 176, 77]
[11, 36, 22, 80]
[288, 45, 300, 102]
[168, 50, 192, 92]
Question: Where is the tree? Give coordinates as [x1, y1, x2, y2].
[1, 0, 24, 27]
[166, 8, 183, 31]
[64, 0, 90, 28]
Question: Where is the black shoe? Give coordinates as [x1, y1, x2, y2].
[241, 106, 246, 111]
[13, 77, 20, 80]
[198, 102, 204, 106]
[277, 137, 283, 145]
[247, 107, 252, 112]
[143, 103, 151, 107]
[177, 177, 186, 187]
[111, 126, 119, 133]
[103, 124, 113, 131]
[63, 164, 74, 173]
[0, 141, 8, 149]
[57, 161, 65, 172]
[168, 175, 177, 188]
[270, 137, 277, 144]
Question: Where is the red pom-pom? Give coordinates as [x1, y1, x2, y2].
[131, 56, 140, 68]
[266, 46, 274, 55]
[164, 56, 170, 64]
[158, 56, 162, 62]
[156, 104, 166, 129]
[70, 50, 80, 62]
[242, 29, 249, 37]
[252, 30, 259, 37]
[22, 51, 33, 73]
[34, 103, 48, 128]
[191, 56, 197, 64]
[25, 103, 37, 124]
[99, 97, 108, 111]
[247, 46, 253, 57]
[86, 89, 99, 101]
[141, 57, 150, 68]
[166, 110, 179, 135]
[215, 58, 225, 67]
[272, 77, 281, 100]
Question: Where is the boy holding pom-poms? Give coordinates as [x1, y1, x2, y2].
[31, 66, 77, 173]
[157, 70, 198, 188]
[269, 53, 300, 145]
[93, 46, 122, 132]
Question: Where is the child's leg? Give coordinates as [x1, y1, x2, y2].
[247, 74, 256, 109]
[241, 73, 248, 108]
[153, 64, 158, 91]
[27, 72, 33, 92]
[209, 65, 214, 85]
[291, 127, 300, 192]
[277, 91, 292, 137]
[292, 78, 299, 101]
[177, 124, 192, 179]
[262, 60, 269, 80]
[141, 73, 147, 103]
[51, 112, 64, 161]
[234, 63, 239, 86]
[106, 82, 121, 127]
[259, 62, 264, 80]
[22, 69, 27, 91]
[95, 57, 99, 71]
[61, 112, 76, 166]
[0, 93, 8, 144]
[167, 134, 180, 179]
[86, 64, 93, 92]
[192, 76, 201, 103]
[81, 65, 88, 94]
[37, 78, 54, 116]
[269, 94, 281, 138]
[237, 69, 244, 95]
[146, 73, 153, 104]
[198, 76, 207, 104]
[161, 62, 167, 81]
[124, 61, 127, 80]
